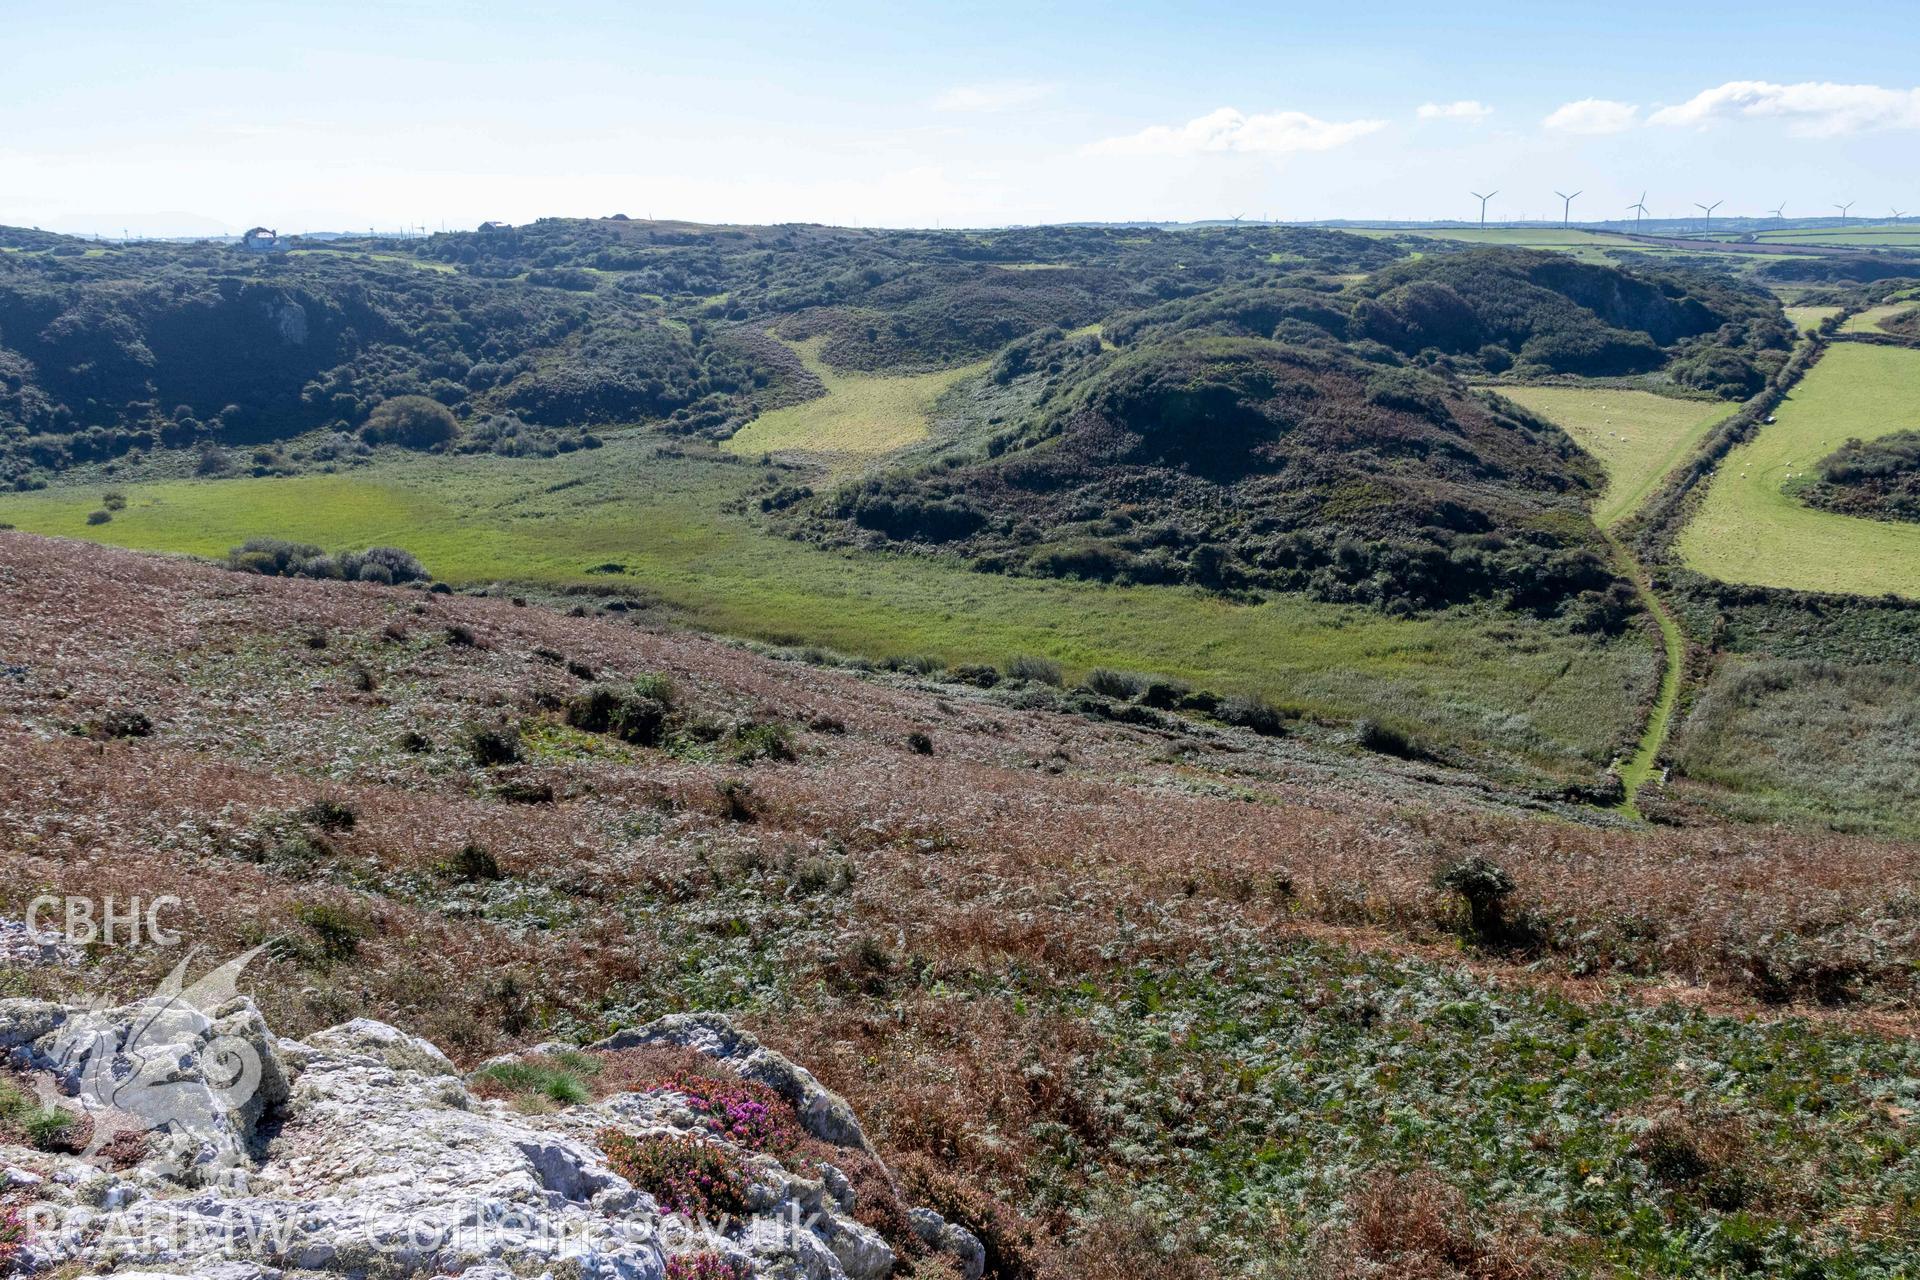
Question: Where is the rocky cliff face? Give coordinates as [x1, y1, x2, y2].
[0, 988, 982, 1280]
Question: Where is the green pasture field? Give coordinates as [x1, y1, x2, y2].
[1840, 303, 1919, 334]
[1364, 226, 1757, 266]
[0, 435, 1651, 775]
[1486, 386, 1732, 529]
[1754, 223, 1920, 248]
[1783, 305, 1843, 334]
[724, 338, 986, 463]
[1678, 343, 1920, 597]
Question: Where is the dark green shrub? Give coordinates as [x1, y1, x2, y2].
[906, 730, 935, 755]
[295, 798, 357, 832]
[1137, 679, 1188, 709]
[446, 841, 504, 881]
[1005, 655, 1063, 686]
[473, 1059, 593, 1107]
[947, 662, 1001, 688]
[85, 509, 111, 525]
[1356, 718, 1422, 759]
[291, 901, 368, 962]
[360, 395, 460, 449]
[725, 721, 796, 763]
[467, 724, 522, 766]
[1436, 856, 1530, 948]
[715, 779, 759, 822]
[1082, 668, 1147, 699]
[1219, 694, 1286, 737]
[85, 708, 152, 740]
[565, 682, 672, 748]
[23, 1105, 79, 1152]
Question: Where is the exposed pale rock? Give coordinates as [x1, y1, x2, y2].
[5, 997, 911, 1280]
[909, 1207, 987, 1280]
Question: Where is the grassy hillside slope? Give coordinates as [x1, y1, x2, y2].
[0, 437, 1652, 780]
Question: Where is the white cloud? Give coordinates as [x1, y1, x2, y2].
[1542, 98, 1640, 135]
[1085, 107, 1387, 157]
[1648, 80, 1920, 137]
[930, 81, 1056, 113]
[1417, 100, 1492, 121]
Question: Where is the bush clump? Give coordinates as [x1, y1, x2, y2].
[565, 677, 676, 748]
[295, 798, 358, 832]
[84, 707, 153, 740]
[467, 723, 523, 767]
[360, 395, 460, 450]
[1356, 717, 1425, 760]
[1436, 856, 1529, 948]
[226, 538, 429, 585]
[725, 721, 796, 763]
[664, 1253, 750, 1280]
[1081, 668, 1148, 700]
[445, 841, 504, 882]
[1005, 654, 1063, 686]
[598, 1130, 751, 1220]
[1218, 693, 1286, 737]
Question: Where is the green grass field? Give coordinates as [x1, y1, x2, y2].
[1679, 343, 1920, 597]
[1488, 386, 1732, 529]
[0, 435, 1651, 772]
[1840, 303, 1919, 334]
[1784, 305, 1843, 333]
[1754, 223, 1920, 248]
[725, 338, 986, 462]
[1361, 226, 1757, 266]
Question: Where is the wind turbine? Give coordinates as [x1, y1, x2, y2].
[1769, 203, 1786, 219]
[1892, 209, 1907, 224]
[1628, 192, 1650, 228]
[1834, 201, 1854, 221]
[1555, 189, 1582, 226]
[1470, 190, 1498, 227]
[1695, 200, 1722, 234]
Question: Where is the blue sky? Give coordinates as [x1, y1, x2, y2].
[4, 0, 1917, 234]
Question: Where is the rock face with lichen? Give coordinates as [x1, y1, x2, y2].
[0, 993, 982, 1280]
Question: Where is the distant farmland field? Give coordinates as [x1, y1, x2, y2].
[725, 337, 985, 462]
[1784, 305, 1842, 333]
[1489, 386, 1731, 528]
[1841, 303, 1920, 334]
[1679, 343, 1920, 597]
[1754, 222, 1920, 249]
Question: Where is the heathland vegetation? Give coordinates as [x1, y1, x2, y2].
[9, 211, 1920, 1279]
[6, 535, 1920, 1278]
[5, 215, 1920, 828]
